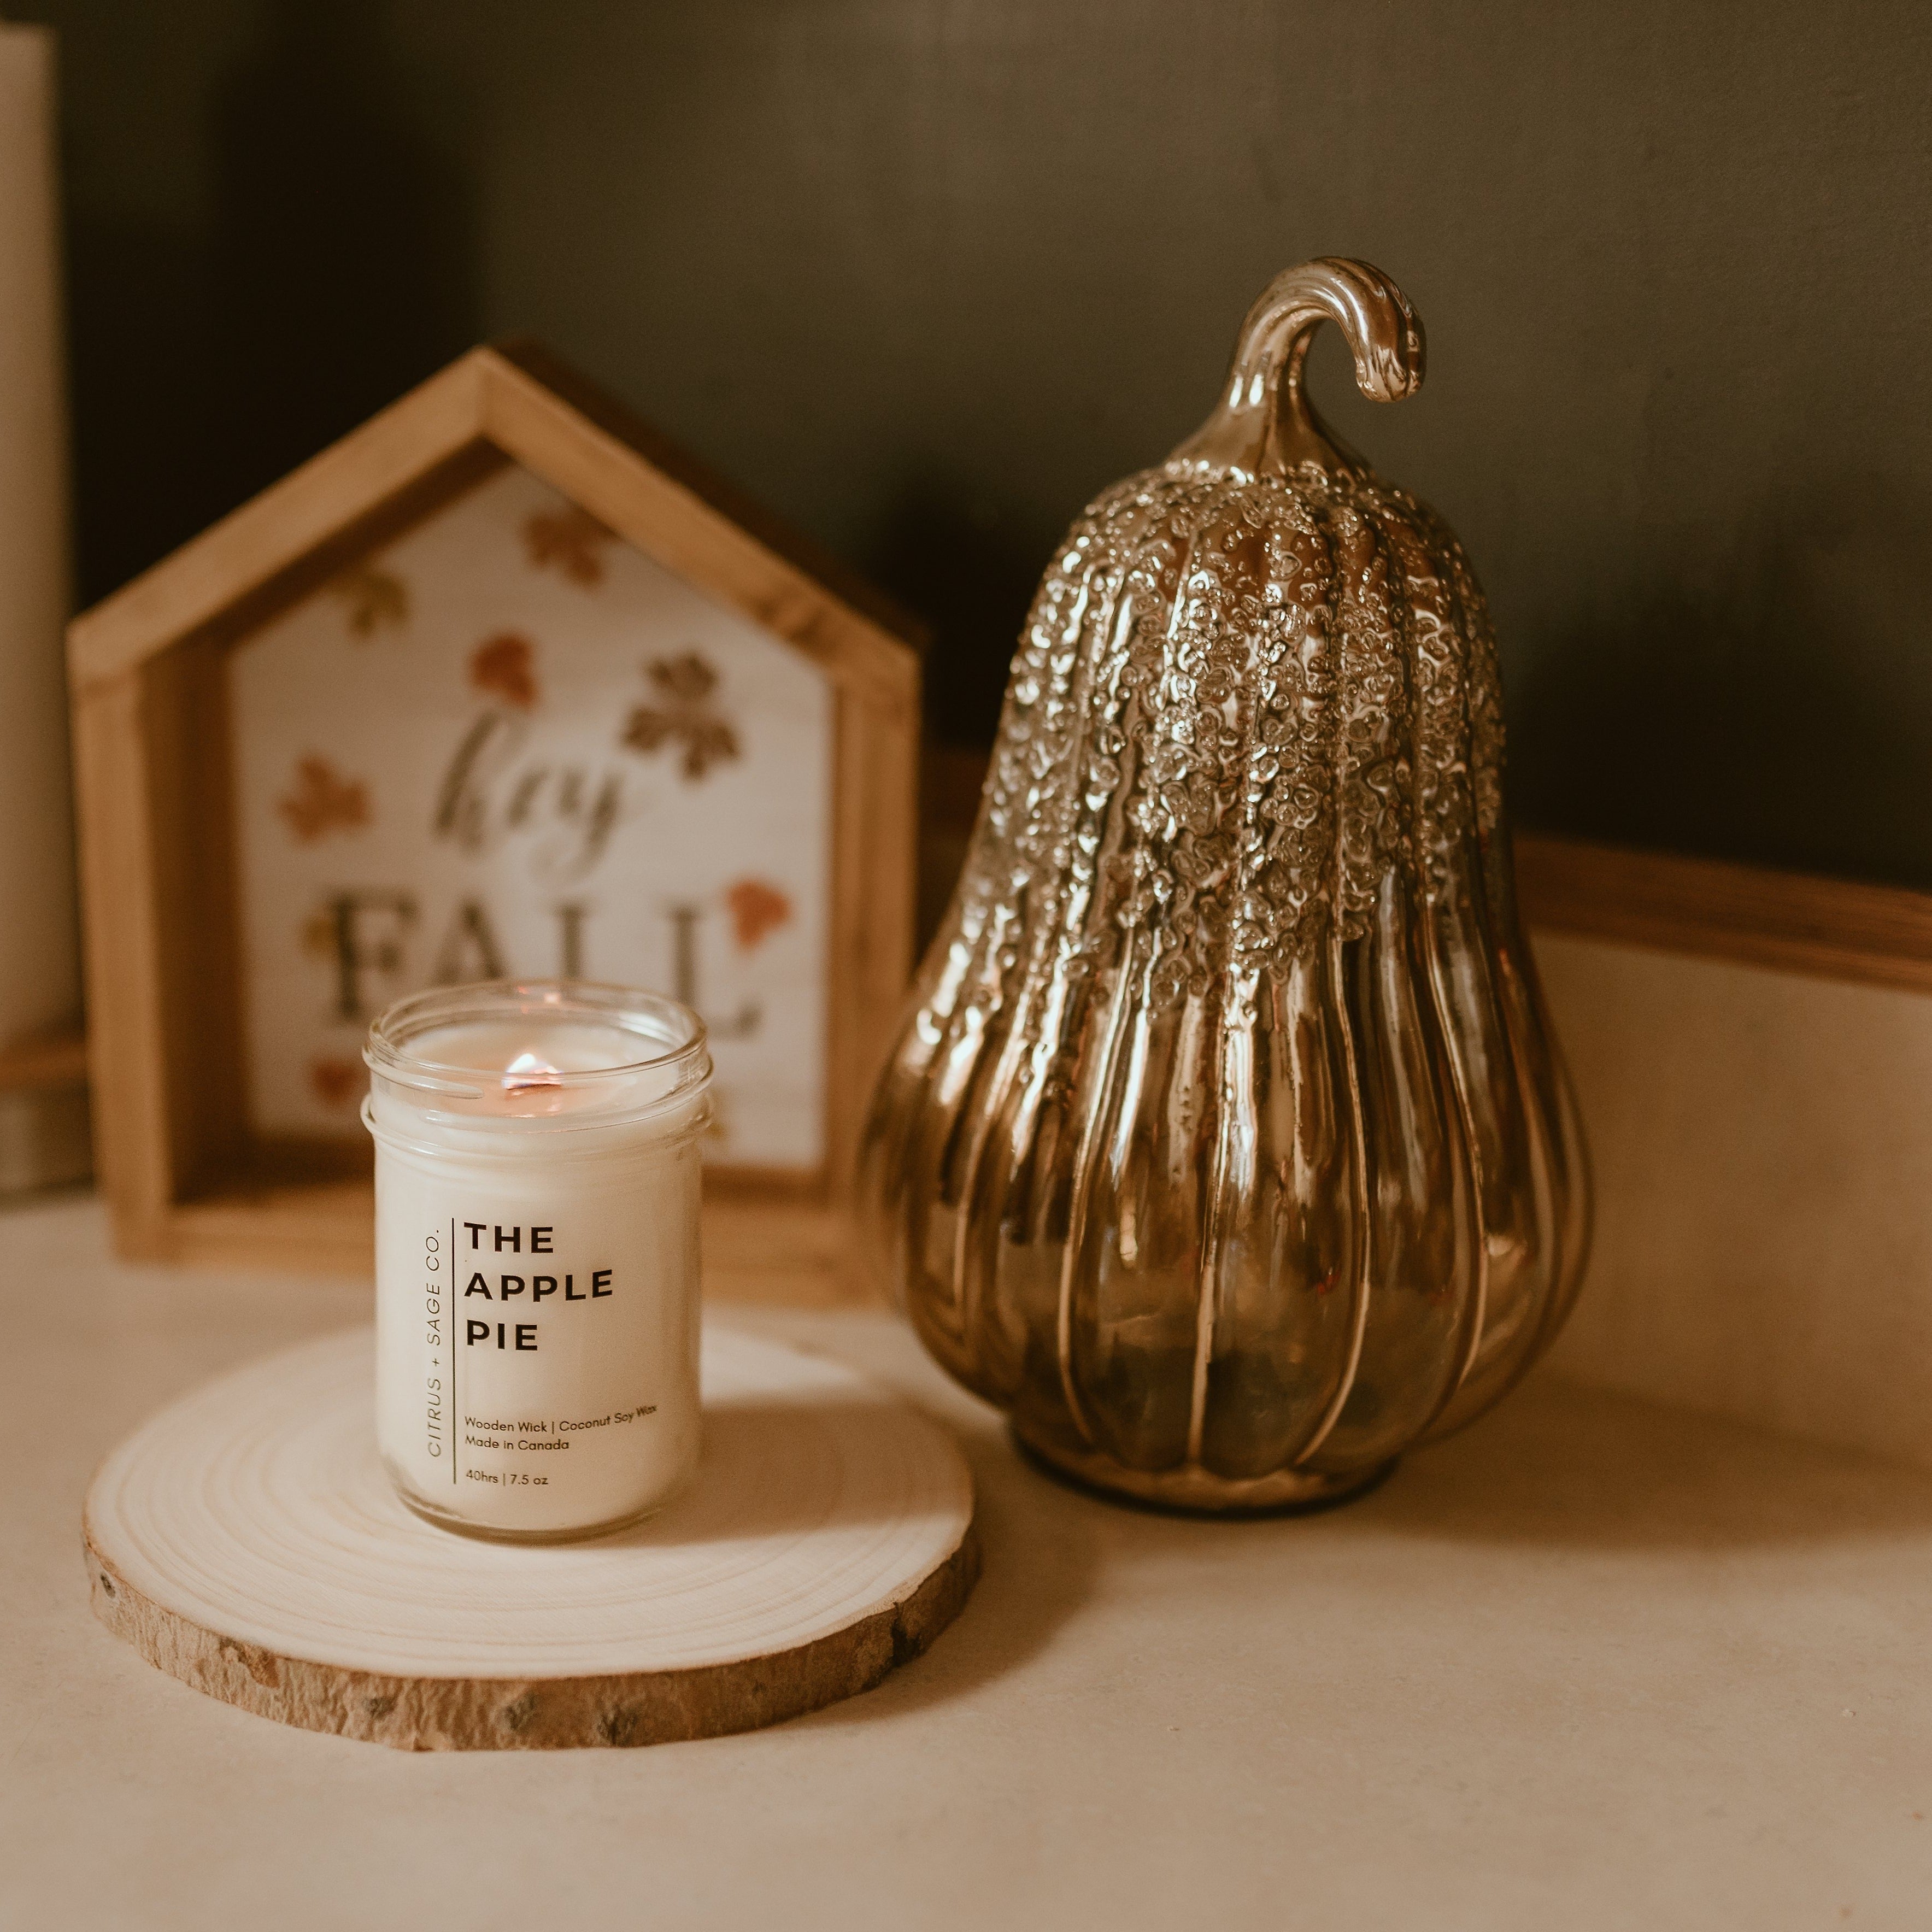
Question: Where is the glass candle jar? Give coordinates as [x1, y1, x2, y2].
[363, 980, 712, 1541]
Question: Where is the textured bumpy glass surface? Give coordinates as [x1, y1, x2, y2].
[861, 260, 1590, 1510]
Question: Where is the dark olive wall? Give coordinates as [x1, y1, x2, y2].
[23, 0, 1932, 886]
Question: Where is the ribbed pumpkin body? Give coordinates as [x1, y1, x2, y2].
[860, 261, 1589, 1508]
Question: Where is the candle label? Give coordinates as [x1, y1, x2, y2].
[376, 1174, 701, 1533]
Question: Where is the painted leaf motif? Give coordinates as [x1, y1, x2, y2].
[327, 563, 409, 637]
[279, 755, 369, 842]
[470, 632, 539, 709]
[621, 651, 741, 782]
[523, 504, 616, 586]
[725, 877, 793, 950]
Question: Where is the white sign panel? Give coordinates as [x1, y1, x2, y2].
[228, 463, 831, 1172]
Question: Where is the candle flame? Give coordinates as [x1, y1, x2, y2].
[503, 1050, 563, 1093]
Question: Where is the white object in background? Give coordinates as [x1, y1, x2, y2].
[0, 26, 79, 1053]
[227, 462, 832, 1173]
[363, 980, 713, 1541]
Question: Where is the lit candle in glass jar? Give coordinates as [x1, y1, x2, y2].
[363, 980, 712, 1541]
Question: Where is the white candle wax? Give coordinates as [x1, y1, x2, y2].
[365, 982, 712, 1541]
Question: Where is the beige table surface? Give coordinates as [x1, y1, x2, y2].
[5, 1193, 1930, 1930]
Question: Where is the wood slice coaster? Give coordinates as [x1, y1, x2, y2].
[85, 1325, 977, 1751]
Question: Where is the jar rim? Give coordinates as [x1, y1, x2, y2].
[364, 978, 710, 1107]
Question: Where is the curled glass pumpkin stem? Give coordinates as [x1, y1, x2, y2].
[1172, 257, 1426, 481]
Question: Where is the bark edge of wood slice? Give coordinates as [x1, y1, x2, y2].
[84, 1325, 978, 1751]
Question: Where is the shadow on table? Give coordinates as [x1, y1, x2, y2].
[1350, 1371, 1932, 1552]
[602, 1398, 984, 1548]
[801, 1416, 1104, 1727]
[791, 1361, 1932, 1733]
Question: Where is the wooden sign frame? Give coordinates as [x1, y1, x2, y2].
[68, 341, 921, 1302]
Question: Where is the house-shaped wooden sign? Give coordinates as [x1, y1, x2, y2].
[68, 342, 921, 1302]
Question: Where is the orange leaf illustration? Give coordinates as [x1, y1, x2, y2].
[278, 755, 369, 843]
[327, 562, 409, 637]
[725, 878, 792, 951]
[524, 503, 616, 586]
[308, 1055, 363, 1109]
[471, 632, 539, 709]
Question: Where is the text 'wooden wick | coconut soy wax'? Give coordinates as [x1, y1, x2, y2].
[363, 979, 713, 1541]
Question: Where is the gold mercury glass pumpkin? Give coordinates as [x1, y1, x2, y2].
[861, 258, 1591, 1510]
